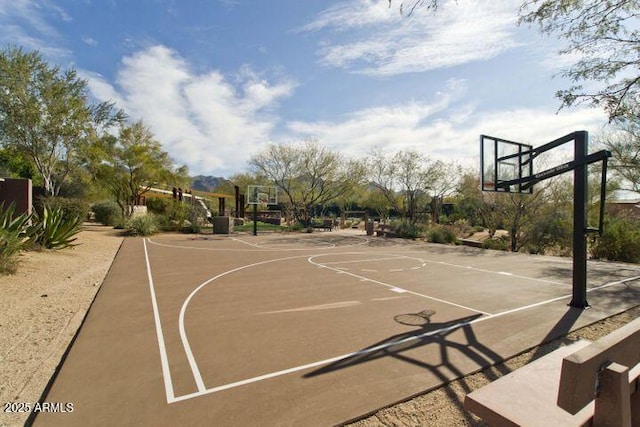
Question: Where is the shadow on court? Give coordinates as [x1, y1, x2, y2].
[303, 312, 508, 425]
[524, 306, 583, 365]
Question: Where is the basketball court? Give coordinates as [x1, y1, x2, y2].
[33, 231, 640, 426]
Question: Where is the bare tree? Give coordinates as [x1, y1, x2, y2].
[367, 149, 455, 223]
[249, 139, 365, 225]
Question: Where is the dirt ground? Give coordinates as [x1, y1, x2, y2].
[0, 224, 123, 427]
[1, 225, 638, 427]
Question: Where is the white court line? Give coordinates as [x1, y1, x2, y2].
[590, 274, 640, 290]
[229, 236, 262, 248]
[427, 259, 565, 286]
[259, 301, 361, 314]
[308, 254, 493, 316]
[148, 238, 271, 252]
[148, 238, 640, 403]
[486, 274, 640, 319]
[170, 274, 640, 402]
[143, 238, 176, 403]
[320, 256, 406, 265]
[148, 236, 370, 252]
[177, 254, 313, 395]
[170, 315, 478, 403]
[370, 296, 404, 301]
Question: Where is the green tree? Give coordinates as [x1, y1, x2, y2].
[0, 47, 122, 196]
[90, 121, 188, 219]
[598, 121, 640, 193]
[451, 171, 484, 226]
[0, 146, 36, 180]
[519, 0, 640, 121]
[249, 139, 364, 225]
[360, 184, 393, 220]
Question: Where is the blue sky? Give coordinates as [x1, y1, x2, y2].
[1, 0, 609, 177]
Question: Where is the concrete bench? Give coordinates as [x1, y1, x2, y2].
[311, 219, 334, 231]
[464, 317, 640, 426]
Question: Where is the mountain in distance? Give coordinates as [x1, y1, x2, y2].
[190, 175, 228, 193]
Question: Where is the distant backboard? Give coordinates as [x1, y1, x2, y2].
[481, 135, 533, 194]
[247, 185, 278, 205]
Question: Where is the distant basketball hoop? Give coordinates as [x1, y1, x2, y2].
[247, 185, 278, 206]
[247, 185, 278, 236]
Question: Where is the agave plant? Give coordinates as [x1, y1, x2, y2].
[31, 206, 82, 250]
[0, 203, 33, 273]
[0, 202, 32, 236]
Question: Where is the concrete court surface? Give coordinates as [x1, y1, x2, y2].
[33, 231, 640, 426]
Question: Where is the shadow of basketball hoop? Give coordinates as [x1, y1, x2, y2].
[394, 309, 436, 326]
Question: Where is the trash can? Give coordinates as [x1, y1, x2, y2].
[366, 221, 374, 236]
[213, 216, 234, 234]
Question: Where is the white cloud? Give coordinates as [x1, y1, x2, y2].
[285, 79, 609, 170]
[300, 0, 401, 32]
[0, 0, 71, 59]
[304, 0, 523, 76]
[81, 36, 98, 46]
[84, 45, 296, 176]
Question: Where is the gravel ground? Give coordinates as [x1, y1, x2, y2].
[0, 224, 123, 427]
[0, 225, 638, 426]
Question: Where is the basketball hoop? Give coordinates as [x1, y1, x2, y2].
[247, 185, 278, 236]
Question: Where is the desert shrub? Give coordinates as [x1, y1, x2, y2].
[395, 221, 424, 239]
[0, 203, 33, 273]
[482, 236, 510, 251]
[182, 204, 207, 234]
[30, 206, 82, 250]
[0, 229, 23, 273]
[590, 216, 640, 263]
[524, 209, 572, 256]
[286, 222, 304, 232]
[156, 202, 189, 231]
[125, 214, 158, 236]
[92, 200, 121, 226]
[38, 197, 89, 223]
[445, 219, 474, 239]
[146, 197, 172, 215]
[182, 222, 201, 234]
[427, 226, 458, 244]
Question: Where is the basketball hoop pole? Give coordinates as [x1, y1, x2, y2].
[253, 202, 258, 236]
[247, 184, 278, 237]
[571, 131, 589, 308]
[481, 131, 612, 309]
